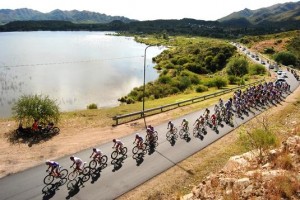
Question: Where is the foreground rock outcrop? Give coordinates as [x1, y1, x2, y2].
[183, 136, 300, 200]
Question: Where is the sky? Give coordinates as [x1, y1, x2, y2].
[0, 0, 299, 21]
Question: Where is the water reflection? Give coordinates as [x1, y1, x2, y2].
[0, 32, 164, 118]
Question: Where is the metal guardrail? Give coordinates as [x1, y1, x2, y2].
[112, 79, 265, 125]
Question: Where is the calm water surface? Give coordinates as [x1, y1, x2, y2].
[0, 31, 164, 118]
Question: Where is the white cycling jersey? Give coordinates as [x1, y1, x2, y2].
[73, 157, 83, 165]
[94, 149, 102, 155]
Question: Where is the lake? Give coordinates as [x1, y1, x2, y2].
[0, 31, 164, 118]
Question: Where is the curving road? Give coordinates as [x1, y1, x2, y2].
[0, 59, 299, 200]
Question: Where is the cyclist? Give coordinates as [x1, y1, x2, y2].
[181, 118, 189, 132]
[112, 139, 123, 153]
[211, 113, 217, 127]
[146, 125, 155, 143]
[193, 118, 201, 130]
[133, 133, 144, 149]
[204, 108, 210, 120]
[45, 160, 60, 177]
[70, 156, 84, 172]
[167, 121, 175, 134]
[32, 119, 39, 132]
[90, 148, 103, 161]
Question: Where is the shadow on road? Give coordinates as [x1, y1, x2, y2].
[42, 178, 67, 200]
[66, 175, 90, 199]
[111, 156, 126, 172]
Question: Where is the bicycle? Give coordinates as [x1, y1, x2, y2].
[68, 162, 89, 181]
[89, 155, 108, 169]
[166, 127, 178, 139]
[43, 167, 68, 185]
[132, 142, 147, 154]
[145, 132, 158, 143]
[179, 126, 189, 139]
[111, 146, 128, 159]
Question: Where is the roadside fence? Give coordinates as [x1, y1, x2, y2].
[112, 79, 265, 126]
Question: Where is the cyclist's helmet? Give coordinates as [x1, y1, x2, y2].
[168, 121, 171, 124]
[113, 139, 116, 143]
[183, 118, 186, 121]
[45, 160, 50, 165]
[93, 148, 96, 151]
[135, 133, 139, 138]
[70, 156, 74, 160]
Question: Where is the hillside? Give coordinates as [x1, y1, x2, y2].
[219, 1, 300, 25]
[0, 8, 135, 25]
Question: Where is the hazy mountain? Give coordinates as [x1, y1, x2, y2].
[219, 1, 300, 25]
[0, 8, 135, 25]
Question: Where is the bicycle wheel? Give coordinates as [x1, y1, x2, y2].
[59, 169, 68, 179]
[179, 129, 184, 138]
[100, 155, 108, 165]
[82, 174, 90, 182]
[67, 180, 77, 190]
[132, 146, 139, 154]
[89, 160, 97, 169]
[68, 171, 78, 181]
[43, 174, 54, 185]
[121, 147, 128, 155]
[166, 131, 171, 138]
[82, 167, 90, 175]
[111, 151, 118, 159]
[52, 127, 60, 134]
[173, 127, 178, 134]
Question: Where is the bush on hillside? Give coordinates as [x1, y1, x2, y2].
[226, 57, 249, 77]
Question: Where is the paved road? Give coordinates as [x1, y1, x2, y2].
[0, 70, 299, 200]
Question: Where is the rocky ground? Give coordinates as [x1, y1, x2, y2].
[183, 135, 300, 200]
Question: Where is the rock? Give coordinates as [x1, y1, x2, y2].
[234, 177, 250, 189]
[223, 155, 249, 172]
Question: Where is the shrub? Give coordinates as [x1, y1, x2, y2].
[239, 127, 278, 164]
[274, 51, 297, 66]
[250, 64, 266, 75]
[158, 75, 172, 84]
[226, 57, 249, 77]
[12, 94, 60, 126]
[264, 47, 275, 54]
[228, 75, 240, 84]
[87, 103, 98, 109]
[212, 76, 228, 89]
[196, 85, 208, 93]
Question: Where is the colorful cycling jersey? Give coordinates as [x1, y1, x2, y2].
[49, 161, 59, 167]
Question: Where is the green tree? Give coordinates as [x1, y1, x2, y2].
[12, 94, 60, 126]
[274, 51, 297, 66]
[226, 57, 249, 77]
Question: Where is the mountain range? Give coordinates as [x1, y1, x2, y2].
[219, 1, 300, 25]
[0, 8, 135, 25]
